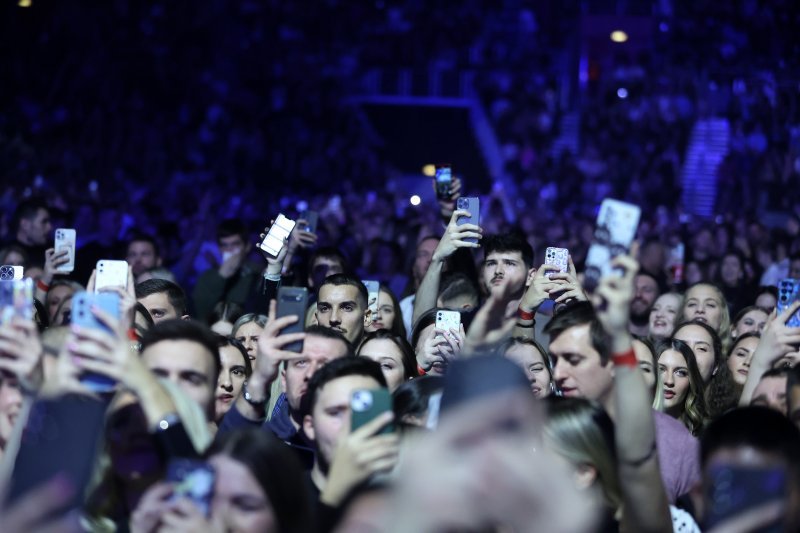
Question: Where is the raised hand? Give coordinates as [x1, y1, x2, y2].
[0, 318, 45, 393]
[432, 209, 482, 263]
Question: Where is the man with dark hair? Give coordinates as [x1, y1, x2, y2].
[750, 367, 790, 414]
[700, 407, 800, 530]
[192, 218, 259, 322]
[481, 232, 534, 302]
[136, 278, 189, 323]
[126, 234, 162, 278]
[140, 319, 222, 420]
[437, 272, 480, 311]
[545, 300, 700, 502]
[316, 274, 371, 344]
[301, 356, 398, 509]
[307, 247, 348, 291]
[629, 271, 661, 337]
[9, 198, 52, 263]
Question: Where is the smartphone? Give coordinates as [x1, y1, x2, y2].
[299, 210, 319, 234]
[583, 199, 641, 291]
[363, 280, 379, 321]
[259, 214, 296, 257]
[777, 279, 800, 328]
[167, 459, 216, 518]
[54, 228, 76, 273]
[544, 247, 569, 277]
[277, 287, 308, 352]
[704, 465, 786, 532]
[435, 165, 452, 200]
[0, 265, 23, 281]
[351, 388, 395, 434]
[668, 242, 685, 285]
[0, 278, 33, 325]
[95, 260, 128, 293]
[72, 291, 121, 392]
[435, 309, 461, 334]
[456, 196, 480, 244]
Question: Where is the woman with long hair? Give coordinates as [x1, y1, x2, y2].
[657, 339, 709, 436]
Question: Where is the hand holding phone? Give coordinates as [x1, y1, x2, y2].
[777, 279, 800, 328]
[71, 291, 121, 392]
[544, 247, 569, 278]
[167, 459, 216, 517]
[455, 197, 481, 244]
[363, 280, 379, 321]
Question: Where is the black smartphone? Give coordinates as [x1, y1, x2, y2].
[277, 287, 308, 352]
[435, 165, 452, 200]
[299, 210, 319, 234]
[456, 196, 480, 244]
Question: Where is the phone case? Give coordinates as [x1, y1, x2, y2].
[299, 210, 319, 234]
[435, 165, 452, 199]
[777, 279, 800, 328]
[583, 199, 641, 290]
[259, 214, 296, 257]
[351, 388, 394, 434]
[668, 243, 685, 285]
[167, 459, 216, 518]
[72, 291, 120, 392]
[363, 280, 379, 319]
[0, 265, 23, 281]
[95, 260, 128, 292]
[545, 247, 569, 277]
[54, 228, 76, 273]
[456, 197, 480, 244]
[0, 278, 33, 325]
[277, 287, 308, 352]
[435, 309, 461, 333]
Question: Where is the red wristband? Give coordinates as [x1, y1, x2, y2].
[417, 364, 428, 376]
[127, 328, 139, 341]
[612, 348, 638, 367]
[517, 307, 535, 321]
[36, 279, 50, 292]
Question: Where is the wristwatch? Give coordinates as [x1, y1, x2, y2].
[242, 380, 267, 407]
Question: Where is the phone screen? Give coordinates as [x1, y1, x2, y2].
[435, 165, 452, 199]
[0, 278, 33, 325]
[260, 215, 296, 257]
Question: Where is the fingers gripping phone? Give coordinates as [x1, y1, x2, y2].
[456, 197, 480, 244]
[72, 291, 121, 392]
[583, 199, 641, 291]
[55, 228, 76, 273]
[351, 388, 395, 435]
[277, 287, 308, 352]
[95, 260, 128, 293]
[435, 165, 452, 200]
[259, 214, 296, 257]
[545, 247, 569, 278]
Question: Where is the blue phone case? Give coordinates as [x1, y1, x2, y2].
[71, 291, 120, 392]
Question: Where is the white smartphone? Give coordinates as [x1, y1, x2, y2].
[362, 280, 379, 320]
[54, 228, 76, 273]
[0, 265, 23, 281]
[544, 247, 569, 277]
[435, 309, 461, 334]
[95, 260, 128, 293]
[258, 214, 296, 257]
[584, 199, 641, 290]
